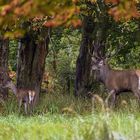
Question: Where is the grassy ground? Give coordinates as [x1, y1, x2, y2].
[0, 92, 140, 140]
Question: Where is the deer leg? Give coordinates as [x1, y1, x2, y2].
[29, 103, 33, 115]
[24, 102, 28, 115]
[137, 91, 140, 107]
[32, 102, 35, 113]
[30, 100, 35, 115]
[131, 89, 140, 109]
[28, 100, 32, 115]
[105, 90, 116, 108]
[28, 101, 34, 115]
[18, 99, 22, 114]
[110, 92, 116, 108]
[133, 90, 140, 102]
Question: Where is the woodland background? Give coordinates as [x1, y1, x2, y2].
[0, 0, 140, 140]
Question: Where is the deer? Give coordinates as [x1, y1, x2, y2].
[3, 79, 36, 115]
[90, 42, 140, 107]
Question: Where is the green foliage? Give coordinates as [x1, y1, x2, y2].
[106, 20, 140, 69]
[9, 40, 18, 71]
[46, 27, 81, 93]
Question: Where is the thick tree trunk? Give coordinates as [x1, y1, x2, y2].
[16, 28, 50, 104]
[75, 1, 110, 96]
[75, 16, 95, 96]
[0, 39, 9, 99]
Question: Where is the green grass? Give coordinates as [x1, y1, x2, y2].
[0, 92, 140, 140]
[0, 113, 140, 140]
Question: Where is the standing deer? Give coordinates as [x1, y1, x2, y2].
[4, 80, 36, 114]
[91, 43, 140, 107]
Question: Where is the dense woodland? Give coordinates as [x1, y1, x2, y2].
[0, 0, 140, 139]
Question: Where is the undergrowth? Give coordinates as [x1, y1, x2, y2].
[0, 92, 140, 140]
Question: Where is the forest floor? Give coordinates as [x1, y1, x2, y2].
[0, 93, 140, 140]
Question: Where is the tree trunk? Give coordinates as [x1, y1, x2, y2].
[0, 39, 9, 99]
[75, 1, 110, 96]
[75, 16, 95, 96]
[16, 28, 50, 104]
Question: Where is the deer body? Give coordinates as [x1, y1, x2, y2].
[93, 60, 140, 106]
[99, 64, 138, 93]
[136, 70, 140, 90]
[90, 42, 140, 107]
[4, 81, 35, 114]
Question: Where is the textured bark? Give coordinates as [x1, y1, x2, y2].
[75, 1, 110, 96]
[75, 16, 95, 96]
[0, 39, 9, 99]
[16, 28, 50, 104]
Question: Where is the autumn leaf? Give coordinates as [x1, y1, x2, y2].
[107, 0, 140, 21]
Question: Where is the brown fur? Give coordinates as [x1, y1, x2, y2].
[4, 81, 36, 114]
[16, 89, 36, 115]
[93, 60, 140, 106]
[105, 69, 138, 93]
[136, 70, 140, 77]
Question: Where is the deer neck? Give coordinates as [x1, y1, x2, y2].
[100, 65, 111, 83]
[10, 82, 17, 95]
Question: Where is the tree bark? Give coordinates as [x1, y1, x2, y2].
[0, 39, 9, 99]
[16, 27, 50, 104]
[75, 16, 95, 96]
[75, 1, 110, 96]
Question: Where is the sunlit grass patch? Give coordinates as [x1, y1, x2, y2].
[0, 112, 140, 140]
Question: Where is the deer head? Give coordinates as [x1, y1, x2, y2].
[90, 42, 123, 83]
[89, 42, 105, 71]
[90, 42, 123, 71]
[3, 79, 13, 88]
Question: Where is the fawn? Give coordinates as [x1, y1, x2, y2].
[4, 80, 36, 114]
